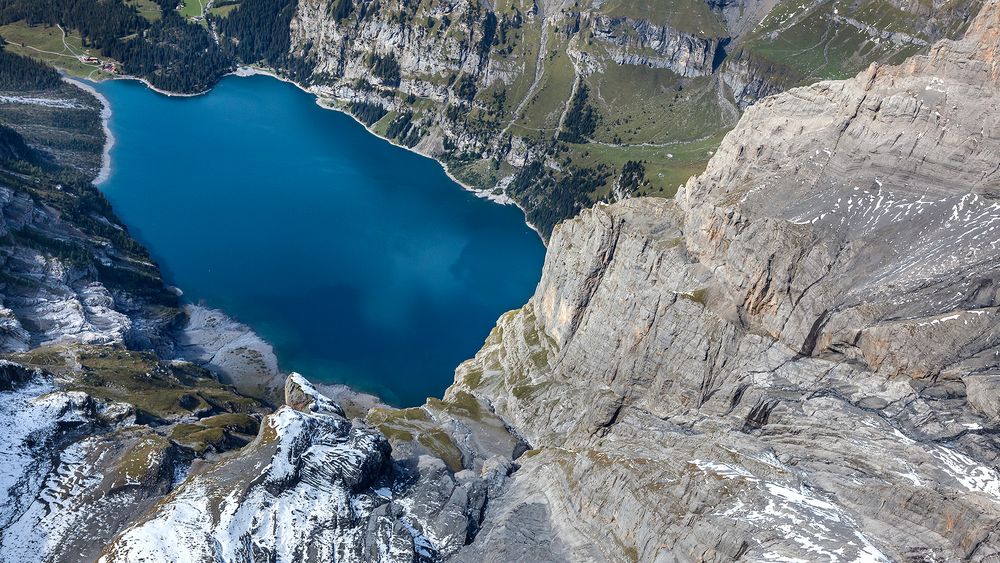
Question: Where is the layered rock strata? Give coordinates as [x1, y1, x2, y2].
[447, 2, 1000, 560]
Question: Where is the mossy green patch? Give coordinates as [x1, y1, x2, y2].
[428, 391, 485, 422]
[178, 0, 205, 19]
[7, 345, 66, 368]
[597, 0, 726, 36]
[511, 381, 550, 400]
[170, 413, 258, 454]
[563, 132, 728, 199]
[587, 67, 725, 145]
[368, 406, 430, 442]
[116, 433, 171, 485]
[369, 110, 399, 137]
[200, 412, 259, 433]
[209, 3, 240, 18]
[462, 365, 484, 389]
[417, 428, 464, 472]
[170, 424, 225, 454]
[529, 348, 550, 370]
[8, 345, 266, 421]
[680, 288, 708, 306]
[368, 403, 466, 471]
[446, 158, 501, 193]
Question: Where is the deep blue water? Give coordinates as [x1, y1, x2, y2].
[96, 75, 544, 407]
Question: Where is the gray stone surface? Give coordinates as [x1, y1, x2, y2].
[175, 305, 284, 400]
[0, 183, 146, 352]
[100, 374, 502, 562]
[447, 3, 1000, 560]
[3, 2, 1000, 561]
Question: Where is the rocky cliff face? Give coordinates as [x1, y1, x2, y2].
[0, 80, 180, 357]
[99, 374, 514, 562]
[278, 0, 975, 236]
[719, 47, 789, 109]
[445, 1, 1000, 560]
[588, 14, 720, 76]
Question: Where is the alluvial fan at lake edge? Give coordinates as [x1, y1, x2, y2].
[96, 74, 545, 406]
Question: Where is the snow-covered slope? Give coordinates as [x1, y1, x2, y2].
[100, 374, 499, 562]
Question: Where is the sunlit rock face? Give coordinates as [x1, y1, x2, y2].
[447, 3, 1000, 561]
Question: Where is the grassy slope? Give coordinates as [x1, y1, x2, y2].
[599, 0, 727, 36]
[473, 4, 735, 214]
[210, 3, 240, 18]
[179, 0, 206, 19]
[566, 132, 729, 199]
[742, 0, 979, 82]
[9, 345, 266, 421]
[485, 0, 976, 220]
[0, 21, 121, 80]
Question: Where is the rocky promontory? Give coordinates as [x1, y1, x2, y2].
[447, 1, 1000, 559]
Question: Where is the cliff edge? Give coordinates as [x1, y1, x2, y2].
[448, 2, 1000, 560]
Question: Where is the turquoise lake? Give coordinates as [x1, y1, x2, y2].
[96, 75, 544, 407]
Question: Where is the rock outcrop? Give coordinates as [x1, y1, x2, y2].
[719, 47, 790, 109]
[99, 374, 507, 562]
[285, 0, 974, 236]
[589, 15, 720, 77]
[0, 344, 275, 563]
[446, 1, 1000, 560]
[0, 79, 182, 357]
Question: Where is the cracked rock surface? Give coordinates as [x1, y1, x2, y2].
[448, 3, 1000, 560]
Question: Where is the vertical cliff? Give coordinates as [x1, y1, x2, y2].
[273, 0, 981, 236]
[447, 1, 1000, 560]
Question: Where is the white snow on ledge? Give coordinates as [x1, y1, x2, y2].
[691, 458, 891, 562]
[0, 378, 59, 526]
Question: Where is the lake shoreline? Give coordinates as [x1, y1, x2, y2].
[91, 76, 545, 407]
[85, 67, 546, 243]
[65, 76, 114, 185]
[231, 67, 545, 243]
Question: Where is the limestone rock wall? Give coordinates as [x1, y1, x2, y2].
[448, 2, 1000, 560]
